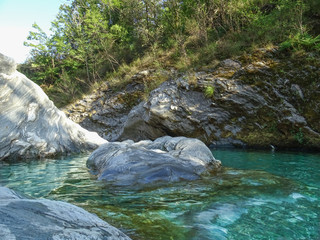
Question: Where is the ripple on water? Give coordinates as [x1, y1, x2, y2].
[0, 150, 319, 240]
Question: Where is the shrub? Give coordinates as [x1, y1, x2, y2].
[280, 33, 320, 52]
[204, 85, 215, 98]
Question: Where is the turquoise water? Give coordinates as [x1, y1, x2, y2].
[0, 149, 319, 240]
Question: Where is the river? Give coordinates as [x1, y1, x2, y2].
[0, 149, 319, 240]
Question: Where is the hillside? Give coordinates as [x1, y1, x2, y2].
[18, 0, 320, 150]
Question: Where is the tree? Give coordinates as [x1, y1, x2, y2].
[23, 23, 60, 85]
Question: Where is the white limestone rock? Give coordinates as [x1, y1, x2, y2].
[0, 53, 107, 160]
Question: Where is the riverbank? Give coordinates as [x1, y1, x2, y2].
[63, 48, 320, 151]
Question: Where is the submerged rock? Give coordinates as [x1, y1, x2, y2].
[87, 136, 221, 187]
[0, 186, 131, 240]
[0, 53, 107, 161]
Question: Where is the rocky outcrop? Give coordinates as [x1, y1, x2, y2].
[118, 49, 320, 149]
[0, 186, 131, 240]
[87, 136, 221, 187]
[0, 53, 107, 161]
[63, 85, 140, 141]
[62, 49, 320, 150]
[62, 69, 173, 141]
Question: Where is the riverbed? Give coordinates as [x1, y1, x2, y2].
[0, 149, 319, 240]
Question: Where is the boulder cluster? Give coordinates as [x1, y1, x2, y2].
[1, 53, 221, 239]
[3, 46, 319, 238]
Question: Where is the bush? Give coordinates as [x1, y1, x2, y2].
[280, 33, 320, 52]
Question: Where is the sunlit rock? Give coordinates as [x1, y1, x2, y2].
[87, 136, 221, 187]
[0, 53, 107, 160]
[0, 186, 131, 240]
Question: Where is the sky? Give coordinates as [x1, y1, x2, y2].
[0, 0, 69, 63]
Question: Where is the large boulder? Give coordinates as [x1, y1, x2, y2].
[0, 186, 131, 240]
[87, 136, 221, 187]
[0, 53, 107, 161]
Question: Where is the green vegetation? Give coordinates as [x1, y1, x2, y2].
[204, 85, 215, 98]
[19, 0, 320, 106]
[280, 33, 320, 51]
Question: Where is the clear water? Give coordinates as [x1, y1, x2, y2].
[0, 149, 319, 240]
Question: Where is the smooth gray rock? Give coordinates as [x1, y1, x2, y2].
[87, 136, 221, 187]
[119, 78, 253, 143]
[0, 186, 131, 240]
[0, 53, 107, 160]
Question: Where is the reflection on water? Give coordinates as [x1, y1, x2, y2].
[0, 150, 319, 240]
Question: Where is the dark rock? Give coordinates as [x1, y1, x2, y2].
[63, 83, 144, 141]
[64, 50, 320, 150]
[118, 52, 320, 149]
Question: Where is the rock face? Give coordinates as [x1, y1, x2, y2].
[62, 49, 319, 150]
[0, 53, 107, 161]
[87, 136, 221, 187]
[63, 85, 139, 141]
[62, 69, 172, 141]
[118, 49, 320, 149]
[0, 186, 131, 240]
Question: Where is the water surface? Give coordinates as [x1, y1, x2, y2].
[0, 149, 319, 240]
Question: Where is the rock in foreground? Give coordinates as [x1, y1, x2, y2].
[0, 53, 107, 161]
[87, 136, 221, 187]
[0, 186, 131, 240]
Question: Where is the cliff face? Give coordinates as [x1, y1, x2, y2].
[0, 53, 106, 161]
[65, 49, 320, 150]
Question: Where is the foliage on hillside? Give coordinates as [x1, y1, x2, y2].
[19, 0, 320, 107]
